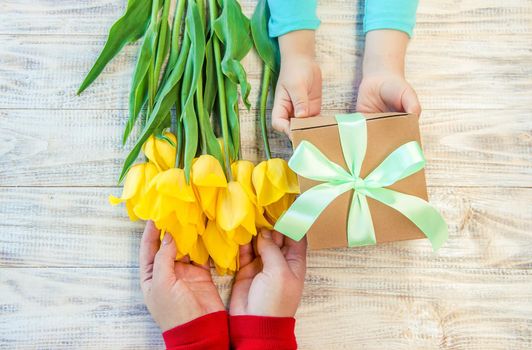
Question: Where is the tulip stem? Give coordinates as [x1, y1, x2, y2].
[174, 102, 183, 168]
[147, 0, 160, 117]
[196, 83, 208, 154]
[259, 67, 272, 159]
[195, 0, 208, 154]
[209, 0, 232, 181]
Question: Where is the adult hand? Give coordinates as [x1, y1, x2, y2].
[230, 230, 307, 317]
[139, 221, 225, 331]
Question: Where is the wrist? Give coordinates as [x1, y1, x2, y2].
[362, 30, 409, 78]
[279, 30, 316, 60]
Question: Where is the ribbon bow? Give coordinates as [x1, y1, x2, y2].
[274, 113, 448, 250]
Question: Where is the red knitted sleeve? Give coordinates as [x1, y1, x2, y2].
[162, 311, 229, 350]
[229, 315, 297, 350]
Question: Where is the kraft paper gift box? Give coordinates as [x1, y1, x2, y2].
[274, 112, 448, 250]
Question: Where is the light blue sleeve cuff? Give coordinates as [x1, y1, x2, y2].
[364, 0, 419, 38]
[267, 0, 320, 38]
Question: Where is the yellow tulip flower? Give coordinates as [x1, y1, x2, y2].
[133, 167, 206, 259]
[192, 155, 227, 220]
[109, 162, 159, 221]
[142, 131, 177, 171]
[252, 158, 299, 224]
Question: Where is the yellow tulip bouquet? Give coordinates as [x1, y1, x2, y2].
[78, 0, 298, 274]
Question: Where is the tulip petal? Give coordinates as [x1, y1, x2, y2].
[216, 182, 252, 231]
[156, 132, 177, 169]
[155, 168, 195, 202]
[241, 208, 257, 237]
[254, 205, 273, 229]
[265, 193, 297, 222]
[192, 155, 228, 220]
[142, 136, 159, 169]
[192, 155, 228, 187]
[195, 187, 218, 220]
[123, 163, 146, 199]
[125, 200, 139, 221]
[143, 133, 176, 170]
[267, 158, 300, 194]
[108, 195, 122, 205]
[189, 237, 209, 265]
[202, 220, 238, 269]
[143, 162, 159, 189]
[133, 187, 159, 220]
[231, 160, 256, 204]
[252, 160, 284, 206]
[171, 222, 198, 256]
[228, 226, 253, 245]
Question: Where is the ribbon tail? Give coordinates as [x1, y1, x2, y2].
[274, 182, 353, 241]
[347, 192, 376, 247]
[363, 187, 448, 250]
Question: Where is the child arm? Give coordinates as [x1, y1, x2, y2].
[267, 1, 322, 136]
[357, 0, 421, 114]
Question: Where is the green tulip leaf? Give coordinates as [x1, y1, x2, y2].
[78, 0, 152, 94]
[251, 0, 279, 75]
[213, 0, 253, 109]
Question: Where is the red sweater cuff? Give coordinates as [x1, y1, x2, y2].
[162, 311, 229, 350]
[229, 315, 297, 350]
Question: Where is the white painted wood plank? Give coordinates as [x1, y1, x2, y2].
[1, 32, 531, 110]
[1, 186, 530, 269]
[0, 267, 530, 349]
[1, 109, 530, 187]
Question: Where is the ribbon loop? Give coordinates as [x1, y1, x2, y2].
[364, 141, 425, 188]
[288, 141, 352, 183]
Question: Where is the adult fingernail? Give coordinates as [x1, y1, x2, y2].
[262, 230, 272, 239]
[162, 233, 173, 245]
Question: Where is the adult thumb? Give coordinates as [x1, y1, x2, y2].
[402, 86, 422, 116]
[288, 85, 310, 118]
[257, 230, 286, 272]
[153, 232, 177, 285]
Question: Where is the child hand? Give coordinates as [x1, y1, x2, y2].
[356, 30, 421, 115]
[272, 30, 322, 136]
[230, 230, 307, 317]
[139, 221, 225, 331]
[356, 73, 421, 115]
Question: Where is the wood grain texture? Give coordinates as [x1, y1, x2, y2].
[3, 109, 529, 187]
[1, 33, 531, 111]
[1, 267, 530, 349]
[1, 186, 530, 269]
[1, 0, 531, 348]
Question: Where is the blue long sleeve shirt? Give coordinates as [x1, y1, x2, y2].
[267, 0, 419, 38]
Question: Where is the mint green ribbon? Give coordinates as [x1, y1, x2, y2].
[274, 113, 448, 250]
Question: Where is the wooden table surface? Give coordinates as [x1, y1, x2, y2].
[1, 0, 531, 349]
